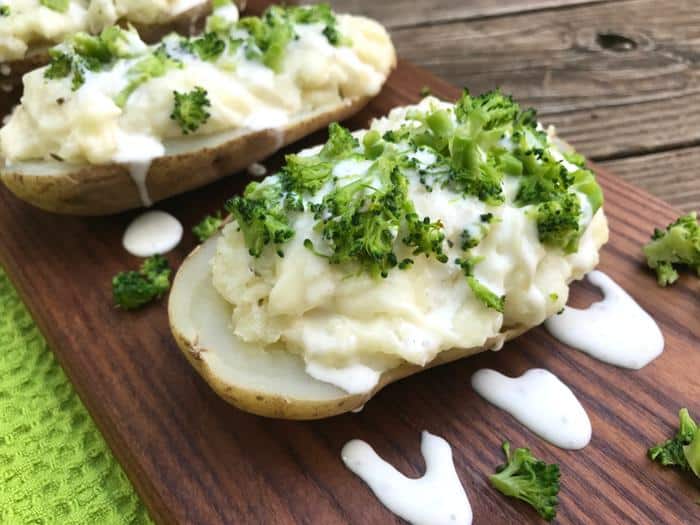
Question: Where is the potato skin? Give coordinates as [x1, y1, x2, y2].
[171, 309, 527, 420]
[0, 0, 246, 108]
[0, 95, 372, 215]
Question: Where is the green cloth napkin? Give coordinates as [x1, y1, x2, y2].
[0, 269, 152, 524]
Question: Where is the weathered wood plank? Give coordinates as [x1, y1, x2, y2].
[599, 146, 700, 212]
[327, 0, 611, 29]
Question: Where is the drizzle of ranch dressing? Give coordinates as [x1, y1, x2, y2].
[342, 431, 472, 525]
[122, 210, 183, 257]
[471, 368, 591, 450]
[113, 133, 165, 207]
[545, 271, 664, 369]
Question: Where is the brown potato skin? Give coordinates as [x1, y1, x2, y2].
[171, 313, 527, 420]
[0, 95, 372, 215]
[0, 0, 246, 110]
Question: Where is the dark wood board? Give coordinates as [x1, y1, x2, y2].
[1, 9, 699, 525]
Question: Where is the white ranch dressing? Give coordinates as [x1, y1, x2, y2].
[342, 431, 472, 525]
[113, 133, 165, 207]
[471, 368, 591, 449]
[545, 271, 664, 369]
[305, 361, 380, 395]
[122, 210, 183, 257]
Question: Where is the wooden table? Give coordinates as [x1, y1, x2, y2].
[329, 0, 700, 212]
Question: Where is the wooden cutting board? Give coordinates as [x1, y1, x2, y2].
[1, 4, 698, 523]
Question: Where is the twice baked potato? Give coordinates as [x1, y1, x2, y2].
[0, 0, 247, 96]
[0, 3, 396, 214]
[168, 93, 610, 419]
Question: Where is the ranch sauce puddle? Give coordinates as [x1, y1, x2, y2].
[545, 271, 664, 369]
[342, 431, 472, 525]
[122, 210, 183, 257]
[471, 368, 591, 450]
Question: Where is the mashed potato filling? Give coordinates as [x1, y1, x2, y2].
[0, 4, 394, 165]
[210, 97, 609, 394]
[0, 0, 207, 62]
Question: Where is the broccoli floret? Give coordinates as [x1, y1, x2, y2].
[643, 212, 700, 286]
[115, 46, 182, 107]
[44, 50, 73, 80]
[225, 182, 294, 257]
[467, 276, 505, 312]
[40, 0, 68, 12]
[490, 441, 561, 522]
[185, 32, 226, 61]
[193, 212, 224, 242]
[171, 87, 211, 134]
[403, 214, 448, 263]
[535, 193, 582, 253]
[320, 122, 360, 159]
[238, 7, 295, 72]
[649, 408, 700, 477]
[0, 5, 10, 16]
[112, 255, 171, 310]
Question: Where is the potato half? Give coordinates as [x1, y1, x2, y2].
[1, 97, 373, 215]
[169, 233, 532, 420]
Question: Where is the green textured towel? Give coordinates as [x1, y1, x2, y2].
[0, 268, 152, 524]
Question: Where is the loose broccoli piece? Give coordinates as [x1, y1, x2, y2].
[225, 181, 294, 257]
[40, 0, 68, 12]
[649, 408, 700, 477]
[171, 87, 211, 134]
[490, 441, 561, 522]
[0, 5, 9, 16]
[193, 212, 224, 242]
[643, 212, 700, 286]
[112, 255, 171, 310]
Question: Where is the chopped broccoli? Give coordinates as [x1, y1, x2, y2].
[649, 408, 700, 477]
[320, 122, 360, 159]
[535, 193, 582, 253]
[184, 32, 226, 61]
[193, 212, 224, 242]
[40, 0, 68, 12]
[225, 181, 294, 257]
[420, 86, 432, 97]
[43, 27, 141, 90]
[0, 5, 9, 16]
[44, 50, 73, 80]
[112, 255, 171, 310]
[171, 87, 211, 134]
[115, 46, 182, 107]
[467, 276, 505, 312]
[490, 441, 561, 522]
[310, 159, 407, 278]
[643, 212, 700, 286]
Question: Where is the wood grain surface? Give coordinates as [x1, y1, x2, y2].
[1, 2, 699, 524]
[327, 0, 700, 212]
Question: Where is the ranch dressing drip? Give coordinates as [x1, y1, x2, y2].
[545, 271, 664, 369]
[113, 133, 165, 207]
[342, 431, 472, 525]
[471, 368, 591, 449]
[122, 210, 183, 257]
